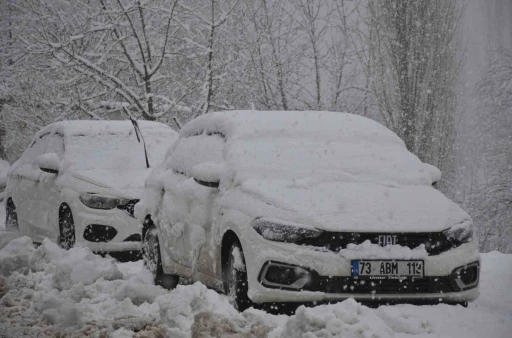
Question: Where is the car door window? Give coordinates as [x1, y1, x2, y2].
[46, 133, 65, 158]
[20, 133, 50, 164]
[15, 133, 51, 181]
[169, 132, 224, 176]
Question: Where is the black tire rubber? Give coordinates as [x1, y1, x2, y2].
[58, 205, 75, 249]
[453, 301, 468, 308]
[142, 226, 179, 290]
[224, 241, 253, 311]
[5, 199, 19, 231]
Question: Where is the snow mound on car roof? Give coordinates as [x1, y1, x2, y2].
[179, 110, 441, 186]
[180, 110, 402, 144]
[39, 120, 174, 138]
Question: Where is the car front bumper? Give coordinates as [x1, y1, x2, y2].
[72, 202, 142, 253]
[242, 232, 480, 304]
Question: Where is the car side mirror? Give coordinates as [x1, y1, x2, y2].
[36, 153, 60, 174]
[192, 162, 223, 188]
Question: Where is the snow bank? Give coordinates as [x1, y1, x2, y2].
[272, 299, 393, 337]
[474, 251, 512, 316]
[0, 236, 35, 276]
[29, 239, 123, 290]
[0, 234, 510, 337]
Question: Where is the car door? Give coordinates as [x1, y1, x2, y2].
[13, 133, 51, 242]
[36, 132, 65, 241]
[163, 132, 224, 270]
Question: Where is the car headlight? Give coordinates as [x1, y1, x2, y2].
[443, 221, 474, 245]
[79, 192, 132, 210]
[252, 219, 323, 243]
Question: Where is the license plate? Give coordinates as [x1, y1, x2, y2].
[351, 260, 424, 277]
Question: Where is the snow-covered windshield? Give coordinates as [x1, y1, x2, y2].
[228, 135, 439, 186]
[66, 132, 171, 170]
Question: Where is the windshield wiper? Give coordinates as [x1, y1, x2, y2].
[123, 108, 150, 168]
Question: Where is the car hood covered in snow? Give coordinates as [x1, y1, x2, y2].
[228, 179, 470, 232]
[72, 169, 150, 198]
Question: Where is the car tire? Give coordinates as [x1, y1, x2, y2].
[142, 225, 179, 290]
[5, 199, 19, 232]
[224, 241, 253, 311]
[58, 205, 75, 249]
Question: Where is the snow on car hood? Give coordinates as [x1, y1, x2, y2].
[232, 179, 470, 233]
[73, 169, 150, 198]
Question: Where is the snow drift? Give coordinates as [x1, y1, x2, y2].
[0, 235, 510, 337]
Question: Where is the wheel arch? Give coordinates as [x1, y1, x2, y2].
[5, 197, 17, 229]
[221, 230, 242, 274]
[142, 214, 154, 240]
[58, 202, 74, 235]
[58, 202, 72, 221]
[6, 197, 15, 208]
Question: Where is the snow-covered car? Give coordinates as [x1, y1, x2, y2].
[0, 158, 11, 201]
[5, 120, 177, 253]
[140, 111, 480, 310]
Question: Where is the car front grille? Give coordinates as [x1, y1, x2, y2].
[295, 231, 455, 256]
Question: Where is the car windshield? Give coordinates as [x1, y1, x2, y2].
[66, 132, 170, 170]
[227, 135, 438, 186]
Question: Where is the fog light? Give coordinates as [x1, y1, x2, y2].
[260, 262, 312, 289]
[83, 224, 117, 242]
[453, 262, 479, 289]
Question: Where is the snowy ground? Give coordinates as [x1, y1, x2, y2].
[0, 228, 510, 338]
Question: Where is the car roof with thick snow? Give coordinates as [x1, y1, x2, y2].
[180, 110, 403, 145]
[35, 120, 173, 139]
[176, 110, 441, 186]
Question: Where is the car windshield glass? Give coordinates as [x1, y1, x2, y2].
[227, 135, 435, 185]
[66, 132, 170, 170]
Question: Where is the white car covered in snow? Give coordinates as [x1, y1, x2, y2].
[5, 120, 177, 253]
[140, 111, 480, 310]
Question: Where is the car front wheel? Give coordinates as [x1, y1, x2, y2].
[142, 225, 179, 290]
[58, 205, 75, 249]
[224, 241, 253, 311]
[5, 199, 19, 232]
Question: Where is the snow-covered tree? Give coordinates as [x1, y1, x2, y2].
[228, 0, 362, 112]
[19, 0, 198, 121]
[476, 47, 512, 252]
[365, 0, 463, 177]
[0, 0, 66, 162]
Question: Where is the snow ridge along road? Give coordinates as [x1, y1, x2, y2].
[0, 232, 511, 338]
